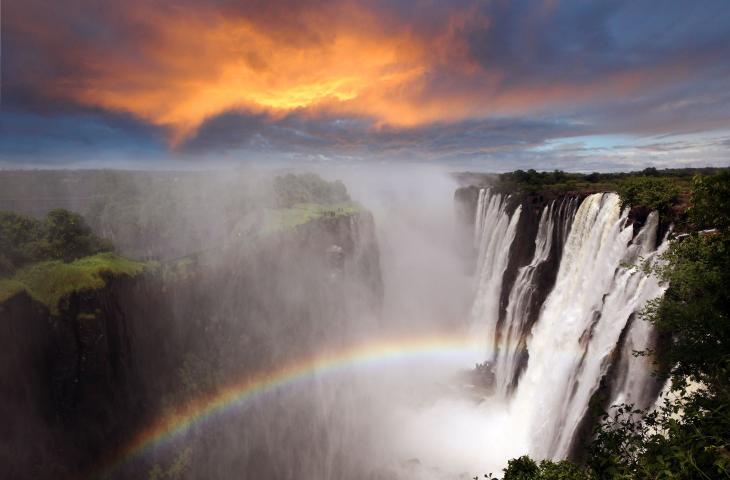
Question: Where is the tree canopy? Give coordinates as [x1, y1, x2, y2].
[616, 176, 681, 215]
[0, 209, 112, 276]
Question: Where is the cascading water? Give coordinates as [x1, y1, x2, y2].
[607, 216, 670, 412]
[469, 189, 521, 361]
[493, 197, 577, 396]
[469, 191, 668, 462]
[515, 193, 667, 458]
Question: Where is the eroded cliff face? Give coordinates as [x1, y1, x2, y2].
[455, 187, 581, 349]
[0, 292, 55, 477]
[494, 195, 579, 394]
[0, 211, 382, 478]
[458, 186, 667, 461]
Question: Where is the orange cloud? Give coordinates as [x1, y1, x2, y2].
[56, 4, 428, 145]
[13, 0, 701, 148]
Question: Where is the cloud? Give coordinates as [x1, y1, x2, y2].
[2, 0, 730, 167]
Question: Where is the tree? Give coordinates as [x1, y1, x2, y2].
[552, 170, 567, 184]
[0, 212, 46, 274]
[499, 456, 594, 480]
[688, 171, 730, 231]
[0, 209, 112, 275]
[45, 209, 112, 262]
[617, 176, 680, 215]
[586, 172, 601, 183]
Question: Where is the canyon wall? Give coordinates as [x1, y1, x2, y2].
[0, 211, 382, 478]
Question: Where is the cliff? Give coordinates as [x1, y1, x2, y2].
[0, 208, 382, 478]
[456, 183, 669, 460]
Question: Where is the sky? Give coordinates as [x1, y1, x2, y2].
[2, 0, 730, 171]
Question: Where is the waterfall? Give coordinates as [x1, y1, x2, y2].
[469, 191, 667, 461]
[607, 217, 669, 412]
[512, 194, 665, 459]
[494, 197, 577, 398]
[492, 202, 556, 395]
[469, 188, 522, 362]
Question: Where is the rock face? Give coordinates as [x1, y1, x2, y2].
[495, 195, 579, 393]
[455, 186, 582, 339]
[460, 186, 668, 461]
[0, 211, 382, 478]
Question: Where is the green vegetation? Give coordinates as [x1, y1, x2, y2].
[0, 252, 153, 313]
[0, 209, 112, 276]
[688, 171, 730, 231]
[486, 171, 730, 479]
[262, 202, 361, 234]
[272, 173, 350, 207]
[0, 207, 164, 311]
[482, 167, 730, 226]
[496, 456, 595, 480]
[0, 279, 26, 303]
[493, 167, 720, 196]
[616, 176, 681, 214]
[0, 170, 356, 260]
[586, 171, 730, 479]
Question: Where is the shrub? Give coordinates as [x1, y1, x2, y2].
[688, 171, 730, 230]
[44, 209, 112, 262]
[616, 176, 680, 213]
[497, 456, 595, 480]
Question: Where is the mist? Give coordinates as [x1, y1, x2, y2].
[4, 0, 728, 475]
[0, 164, 673, 480]
[318, 167, 529, 477]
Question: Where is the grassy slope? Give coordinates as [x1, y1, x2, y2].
[0, 253, 155, 313]
[261, 202, 360, 235]
[0, 202, 360, 309]
[0, 279, 25, 304]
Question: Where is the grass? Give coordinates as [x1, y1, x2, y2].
[140, 202, 362, 276]
[0, 252, 155, 314]
[0, 279, 26, 304]
[261, 202, 361, 235]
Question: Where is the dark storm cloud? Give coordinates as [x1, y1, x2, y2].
[183, 110, 587, 161]
[2, 0, 730, 168]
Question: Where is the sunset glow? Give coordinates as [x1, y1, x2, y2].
[3, 0, 730, 166]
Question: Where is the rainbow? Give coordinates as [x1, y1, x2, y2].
[91, 333, 483, 478]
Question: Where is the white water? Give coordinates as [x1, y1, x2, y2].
[607, 216, 670, 411]
[492, 198, 577, 396]
[470, 191, 668, 463]
[469, 189, 521, 362]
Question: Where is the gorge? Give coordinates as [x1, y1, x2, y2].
[0, 170, 674, 479]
